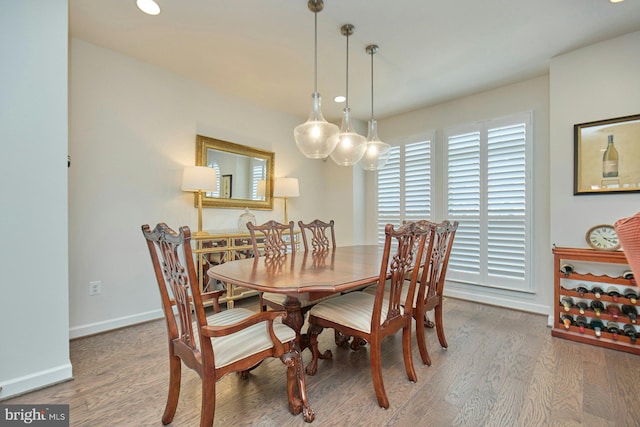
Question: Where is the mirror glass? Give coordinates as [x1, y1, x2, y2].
[196, 135, 274, 210]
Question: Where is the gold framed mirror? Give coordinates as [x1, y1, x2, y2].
[195, 134, 274, 210]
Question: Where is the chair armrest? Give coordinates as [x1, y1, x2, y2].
[200, 310, 287, 338]
[201, 290, 225, 300]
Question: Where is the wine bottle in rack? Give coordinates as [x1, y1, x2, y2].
[560, 263, 574, 276]
[576, 300, 588, 315]
[590, 300, 605, 317]
[560, 314, 574, 330]
[606, 303, 621, 320]
[575, 315, 588, 333]
[624, 324, 637, 343]
[607, 286, 621, 302]
[624, 288, 638, 304]
[576, 284, 588, 296]
[606, 321, 620, 339]
[623, 270, 634, 280]
[591, 286, 604, 299]
[590, 319, 605, 337]
[622, 304, 638, 324]
[561, 296, 574, 312]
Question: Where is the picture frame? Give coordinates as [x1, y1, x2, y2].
[221, 174, 232, 199]
[574, 113, 640, 195]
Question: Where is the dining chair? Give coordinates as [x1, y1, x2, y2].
[258, 219, 337, 310]
[306, 222, 433, 408]
[411, 220, 458, 365]
[299, 219, 336, 252]
[141, 223, 314, 426]
[362, 220, 458, 365]
[246, 220, 297, 312]
[246, 219, 296, 258]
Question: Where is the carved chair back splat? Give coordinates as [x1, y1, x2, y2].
[298, 219, 336, 252]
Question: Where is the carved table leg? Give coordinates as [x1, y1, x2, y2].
[305, 323, 333, 376]
[282, 296, 308, 351]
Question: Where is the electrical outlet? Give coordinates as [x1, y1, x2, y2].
[89, 281, 102, 296]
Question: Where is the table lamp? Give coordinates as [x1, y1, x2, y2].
[182, 166, 217, 236]
[274, 177, 299, 224]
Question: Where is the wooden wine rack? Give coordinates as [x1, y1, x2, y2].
[552, 246, 639, 355]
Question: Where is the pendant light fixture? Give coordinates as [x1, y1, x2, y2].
[360, 44, 391, 171]
[328, 24, 367, 166]
[294, 0, 340, 159]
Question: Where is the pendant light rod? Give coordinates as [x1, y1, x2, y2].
[341, 24, 354, 109]
[308, 0, 324, 94]
[366, 44, 379, 120]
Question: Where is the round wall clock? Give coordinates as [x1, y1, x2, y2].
[585, 224, 620, 251]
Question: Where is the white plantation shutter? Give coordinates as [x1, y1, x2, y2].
[487, 123, 526, 280]
[251, 159, 266, 199]
[377, 146, 400, 244]
[447, 130, 481, 275]
[405, 141, 431, 222]
[377, 139, 432, 245]
[446, 113, 531, 291]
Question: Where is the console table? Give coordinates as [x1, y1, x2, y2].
[192, 229, 299, 308]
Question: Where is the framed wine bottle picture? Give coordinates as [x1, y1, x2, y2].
[574, 113, 640, 195]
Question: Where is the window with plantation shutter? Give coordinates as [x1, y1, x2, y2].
[376, 139, 432, 245]
[446, 113, 532, 292]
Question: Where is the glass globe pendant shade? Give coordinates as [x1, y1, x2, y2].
[360, 119, 391, 171]
[328, 108, 367, 166]
[294, 92, 339, 159]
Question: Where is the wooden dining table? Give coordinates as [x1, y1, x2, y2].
[207, 245, 384, 352]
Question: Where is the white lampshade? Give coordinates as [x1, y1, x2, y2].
[274, 177, 299, 198]
[181, 166, 217, 193]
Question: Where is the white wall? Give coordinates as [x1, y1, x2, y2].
[374, 75, 552, 315]
[0, 0, 71, 399]
[68, 38, 356, 337]
[550, 31, 640, 247]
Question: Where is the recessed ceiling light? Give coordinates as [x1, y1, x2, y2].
[137, 0, 160, 15]
[610, 0, 624, 3]
[334, 95, 346, 103]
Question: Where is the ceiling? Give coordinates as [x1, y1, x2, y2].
[69, 0, 640, 123]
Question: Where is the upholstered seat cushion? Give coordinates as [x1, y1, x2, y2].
[200, 307, 296, 368]
[308, 291, 402, 334]
[262, 291, 337, 308]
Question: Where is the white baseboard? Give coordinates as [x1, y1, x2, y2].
[444, 288, 552, 317]
[0, 363, 72, 401]
[68, 309, 164, 339]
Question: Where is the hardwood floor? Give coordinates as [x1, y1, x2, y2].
[5, 297, 640, 426]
